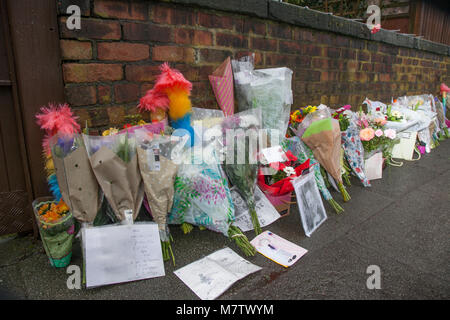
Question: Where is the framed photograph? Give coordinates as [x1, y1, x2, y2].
[292, 172, 327, 237]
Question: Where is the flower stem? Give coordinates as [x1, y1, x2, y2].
[338, 182, 351, 202]
[328, 198, 344, 214]
[228, 225, 256, 256]
[161, 240, 175, 265]
[248, 201, 262, 235]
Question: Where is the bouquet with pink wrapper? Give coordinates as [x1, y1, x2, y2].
[209, 57, 235, 116]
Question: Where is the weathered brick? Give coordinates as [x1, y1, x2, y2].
[122, 22, 172, 42]
[216, 33, 248, 48]
[326, 47, 340, 59]
[198, 48, 232, 64]
[63, 63, 123, 83]
[59, 17, 121, 40]
[153, 46, 195, 63]
[114, 83, 140, 103]
[293, 29, 314, 42]
[250, 37, 277, 52]
[60, 40, 92, 60]
[243, 18, 266, 35]
[267, 23, 292, 39]
[94, 0, 148, 21]
[97, 42, 149, 61]
[152, 5, 195, 25]
[98, 85, 112, 104]
[302, 44, 321, 56]
[65, 85, 96, 106]
[358, 51, 370, 61]
[198, 12, 233, 29]
[107, 106, 126, 126]
[312, 57, 329, 69]
[125, 65, 160, 82]
[279, 40, 301, 54]
[174, 29, 213, 46]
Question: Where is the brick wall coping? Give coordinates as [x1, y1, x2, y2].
[164, 0, 450, 56]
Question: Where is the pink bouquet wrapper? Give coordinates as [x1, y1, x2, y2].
[209, 57, 235, 116]
[118, 119, 167, 135]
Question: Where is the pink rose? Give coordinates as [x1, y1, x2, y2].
[375, 118, 387, 126]
[384, 129, 396, 139]
[360, 128, 375, 141]
[375, 129, 383, 137]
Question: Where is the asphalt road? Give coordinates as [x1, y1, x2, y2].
[1, 139, 449, 300]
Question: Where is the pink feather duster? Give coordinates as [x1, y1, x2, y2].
[36, 103, 80, 155]
[36, 103, 80, 136]
[137, 88, 170, 113]
[153, 62, 192, 94]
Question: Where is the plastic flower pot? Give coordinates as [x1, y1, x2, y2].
[32, 197, 75, 268]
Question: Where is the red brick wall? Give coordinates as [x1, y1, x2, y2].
[57, 0, 450, 130]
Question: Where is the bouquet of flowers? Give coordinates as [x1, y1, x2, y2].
[356, 110, 399, 164]
[50, 133, 102, 223]
[332, 106, 371, 187]
[168, 141, 256, 256]
[287, 105, 318, 138]
[135, 128, 180, 264]
[257, 147, 310, 214]
[83, 130, 144, 222]
[221, 109, 263, 235]
[299, 106, 351, 202]
[32, 197, 75, 267]
[282, 137, 344, 214]
[232, 55, 293, 143]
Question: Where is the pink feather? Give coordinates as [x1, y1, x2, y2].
[137, 89, 170, 113]
[153, 62, 192, 94]
[36, 103, 80, 135]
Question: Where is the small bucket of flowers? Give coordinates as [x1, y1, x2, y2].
[257, 148, 311, 216]
[32, 197, 75, 268]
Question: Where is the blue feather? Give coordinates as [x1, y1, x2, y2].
[171, 113, 195, 146]
[47, 174, 62, 201]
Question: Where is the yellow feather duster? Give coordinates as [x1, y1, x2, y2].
[166, 88, 191, 120]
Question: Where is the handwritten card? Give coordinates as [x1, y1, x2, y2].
[174, 248, 261, 300]
[231, 186, 281, 232]
[251, 231, 308, 268]
[82, 223, 165, 288]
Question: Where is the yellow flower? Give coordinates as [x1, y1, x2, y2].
[102, 127, 119, 136]
[137, 120, 147, 126]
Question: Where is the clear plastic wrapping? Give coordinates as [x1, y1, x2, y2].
[232, 55, 293, 143]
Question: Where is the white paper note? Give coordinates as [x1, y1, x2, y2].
[83, 223, 165, 288]
[174, 248, 262, 300]
[251, 231, 308, 267]
[231, 186, 281, 232]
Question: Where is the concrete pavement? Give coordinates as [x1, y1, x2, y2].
[1, 139, 449, 300]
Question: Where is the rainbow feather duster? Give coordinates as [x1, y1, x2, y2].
[36, 103, 80, 200]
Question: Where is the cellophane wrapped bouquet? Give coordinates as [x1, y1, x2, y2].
[220, 108, 263, 235]
[83, 131, 144, 223]
[168, 128, 256, 256]
[299, 105, 351, 202]
[356, 109, 399, 165]
[135, 128, 180, 264]
[332, 105, 371, 187]
[281, 136, 344, 214]
[232, 54, 292, 144]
